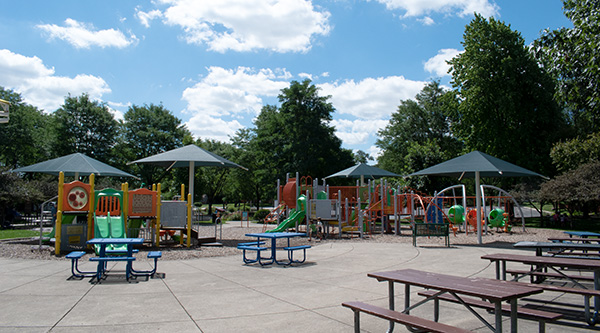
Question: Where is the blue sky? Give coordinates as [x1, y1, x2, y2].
[0, 0, 571, 160]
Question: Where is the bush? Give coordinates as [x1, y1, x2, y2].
[254, 209, 270, 222]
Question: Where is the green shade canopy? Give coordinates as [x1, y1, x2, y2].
[130, 144, 245, 169]
[11, 153, 138, 178]
[406, 151, 546, 179]
[325, 163, 400, 180]
[129, 144, 247, 203]
[406, 151, 546, 244]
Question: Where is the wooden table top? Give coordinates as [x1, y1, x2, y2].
[482, 253, 600, 270]
[367, 269, 543, 302]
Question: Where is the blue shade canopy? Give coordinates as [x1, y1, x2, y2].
[11, 153, 138, 178]
[406, 151, 546, 179]
[325, 163, 400, 179]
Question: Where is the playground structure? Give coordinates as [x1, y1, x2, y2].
[263, 173, 525, 239]
[51, 172, 211, 255]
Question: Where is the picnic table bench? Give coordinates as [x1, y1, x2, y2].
[417, 290, 562, 332]
[66, 251, 96, 279]
[365, 268, 544, 333]
[411, 222, 450, 247]
[342, 301, 469, 333]
[482, 252, 600, 326]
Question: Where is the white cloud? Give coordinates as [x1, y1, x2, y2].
[159, 0, 331, 53]
[182, 66, 290, 117]
[181, 66, 291, 141]
[0, 49, 111, 112]
[419, 16, 435, 25]
[186, 113, 244, 143]
[332, 118, 388, 145]
[136, 8, 163, 28]
[371, 0, 499, 19]
[319, 76, 426, 119]
[424, 48, 462, 77]
[37, 18, 138, 49]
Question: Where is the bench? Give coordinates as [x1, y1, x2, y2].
[507, 269, 594, 282]
[238, 246, 269, 265]
[237, 241, 265, 247]
[283, 245, 311, 264]
[131, 251, 162, 278]
[418, 290, 562, 332]
[342, 301, 469, 333]
[105, 249, 140, 255]
[412, 222, 450, 247]
[66, 251, 96, 279]
[89, 256, 136, 281]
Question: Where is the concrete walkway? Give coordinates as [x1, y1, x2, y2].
[0, 239, 597, 332]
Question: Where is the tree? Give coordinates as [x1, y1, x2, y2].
[247, 80, 354, 204]
[119, 103, 190, 186]
[0, 87, 52, 168]
[448, 15, 565, 176]
[550, 132, 600, 172]
[276, 80, 354, 178]
[353, 150, 373, 164]
[53, 94, 119, 162]
[540, 161, 600, 218]
[534, 0, 600, 135]
[376, 81, 462, 191]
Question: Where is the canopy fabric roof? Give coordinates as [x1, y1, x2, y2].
[406, 151, 546, 179]
[129, 144, 247, 205]
[325, 163, 400, 179]
[130, 144, 245, 170]
[11, 153, 138, 178]
[406, 151, 546, 245]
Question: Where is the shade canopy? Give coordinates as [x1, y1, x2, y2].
[325, 163, 400, 180]
[407, 151, 546, 179]
[129, 144, 247, 203]
[11, 153, 138, 178]
[406, 151, 546, 244]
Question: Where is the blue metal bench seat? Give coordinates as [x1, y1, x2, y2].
[66, 251, 96, 279]
[284, 245, 311, 264]
[131, 251, 162, 278]
[238, 246, 270, 265]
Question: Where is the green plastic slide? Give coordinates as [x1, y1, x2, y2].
[266, 209, 306, 233]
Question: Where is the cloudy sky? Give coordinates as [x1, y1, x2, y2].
[0, 0, 570, 159]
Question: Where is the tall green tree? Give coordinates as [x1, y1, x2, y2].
[0, 87, 52, 168]
[53, 94, 119, 162]
[244, 80, 353, 204]
[534, 0, 600, 135]
[448, 14, 565, 176]
[119, 103, 190, 186]
[550, 132, 600, 172]
[277, 80, 354, 178]
[377, 81, 462, 191]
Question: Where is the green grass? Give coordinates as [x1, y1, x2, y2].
[0, 229, 39, 240]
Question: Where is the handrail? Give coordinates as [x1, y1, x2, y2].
[34, 195, 58, 251]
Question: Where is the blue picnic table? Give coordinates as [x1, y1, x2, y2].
[86, 238, 143, 281]
[243, 232, 309, 266]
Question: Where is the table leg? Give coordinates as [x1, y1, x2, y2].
[386, 281, 395, 333]
[510, 299, 517, 333]
[494, 261, 500, 280]
[494, 301, 503, 333]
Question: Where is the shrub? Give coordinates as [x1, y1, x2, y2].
[254, 209, 270, 222]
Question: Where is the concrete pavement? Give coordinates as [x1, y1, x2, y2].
[0, 237, 597, 332]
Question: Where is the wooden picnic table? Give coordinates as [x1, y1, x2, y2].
[367, 268, 544, 333]
[564, 231, 600, 238]
[482, 253, 600, 325]
[514, 241, 600, 257]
